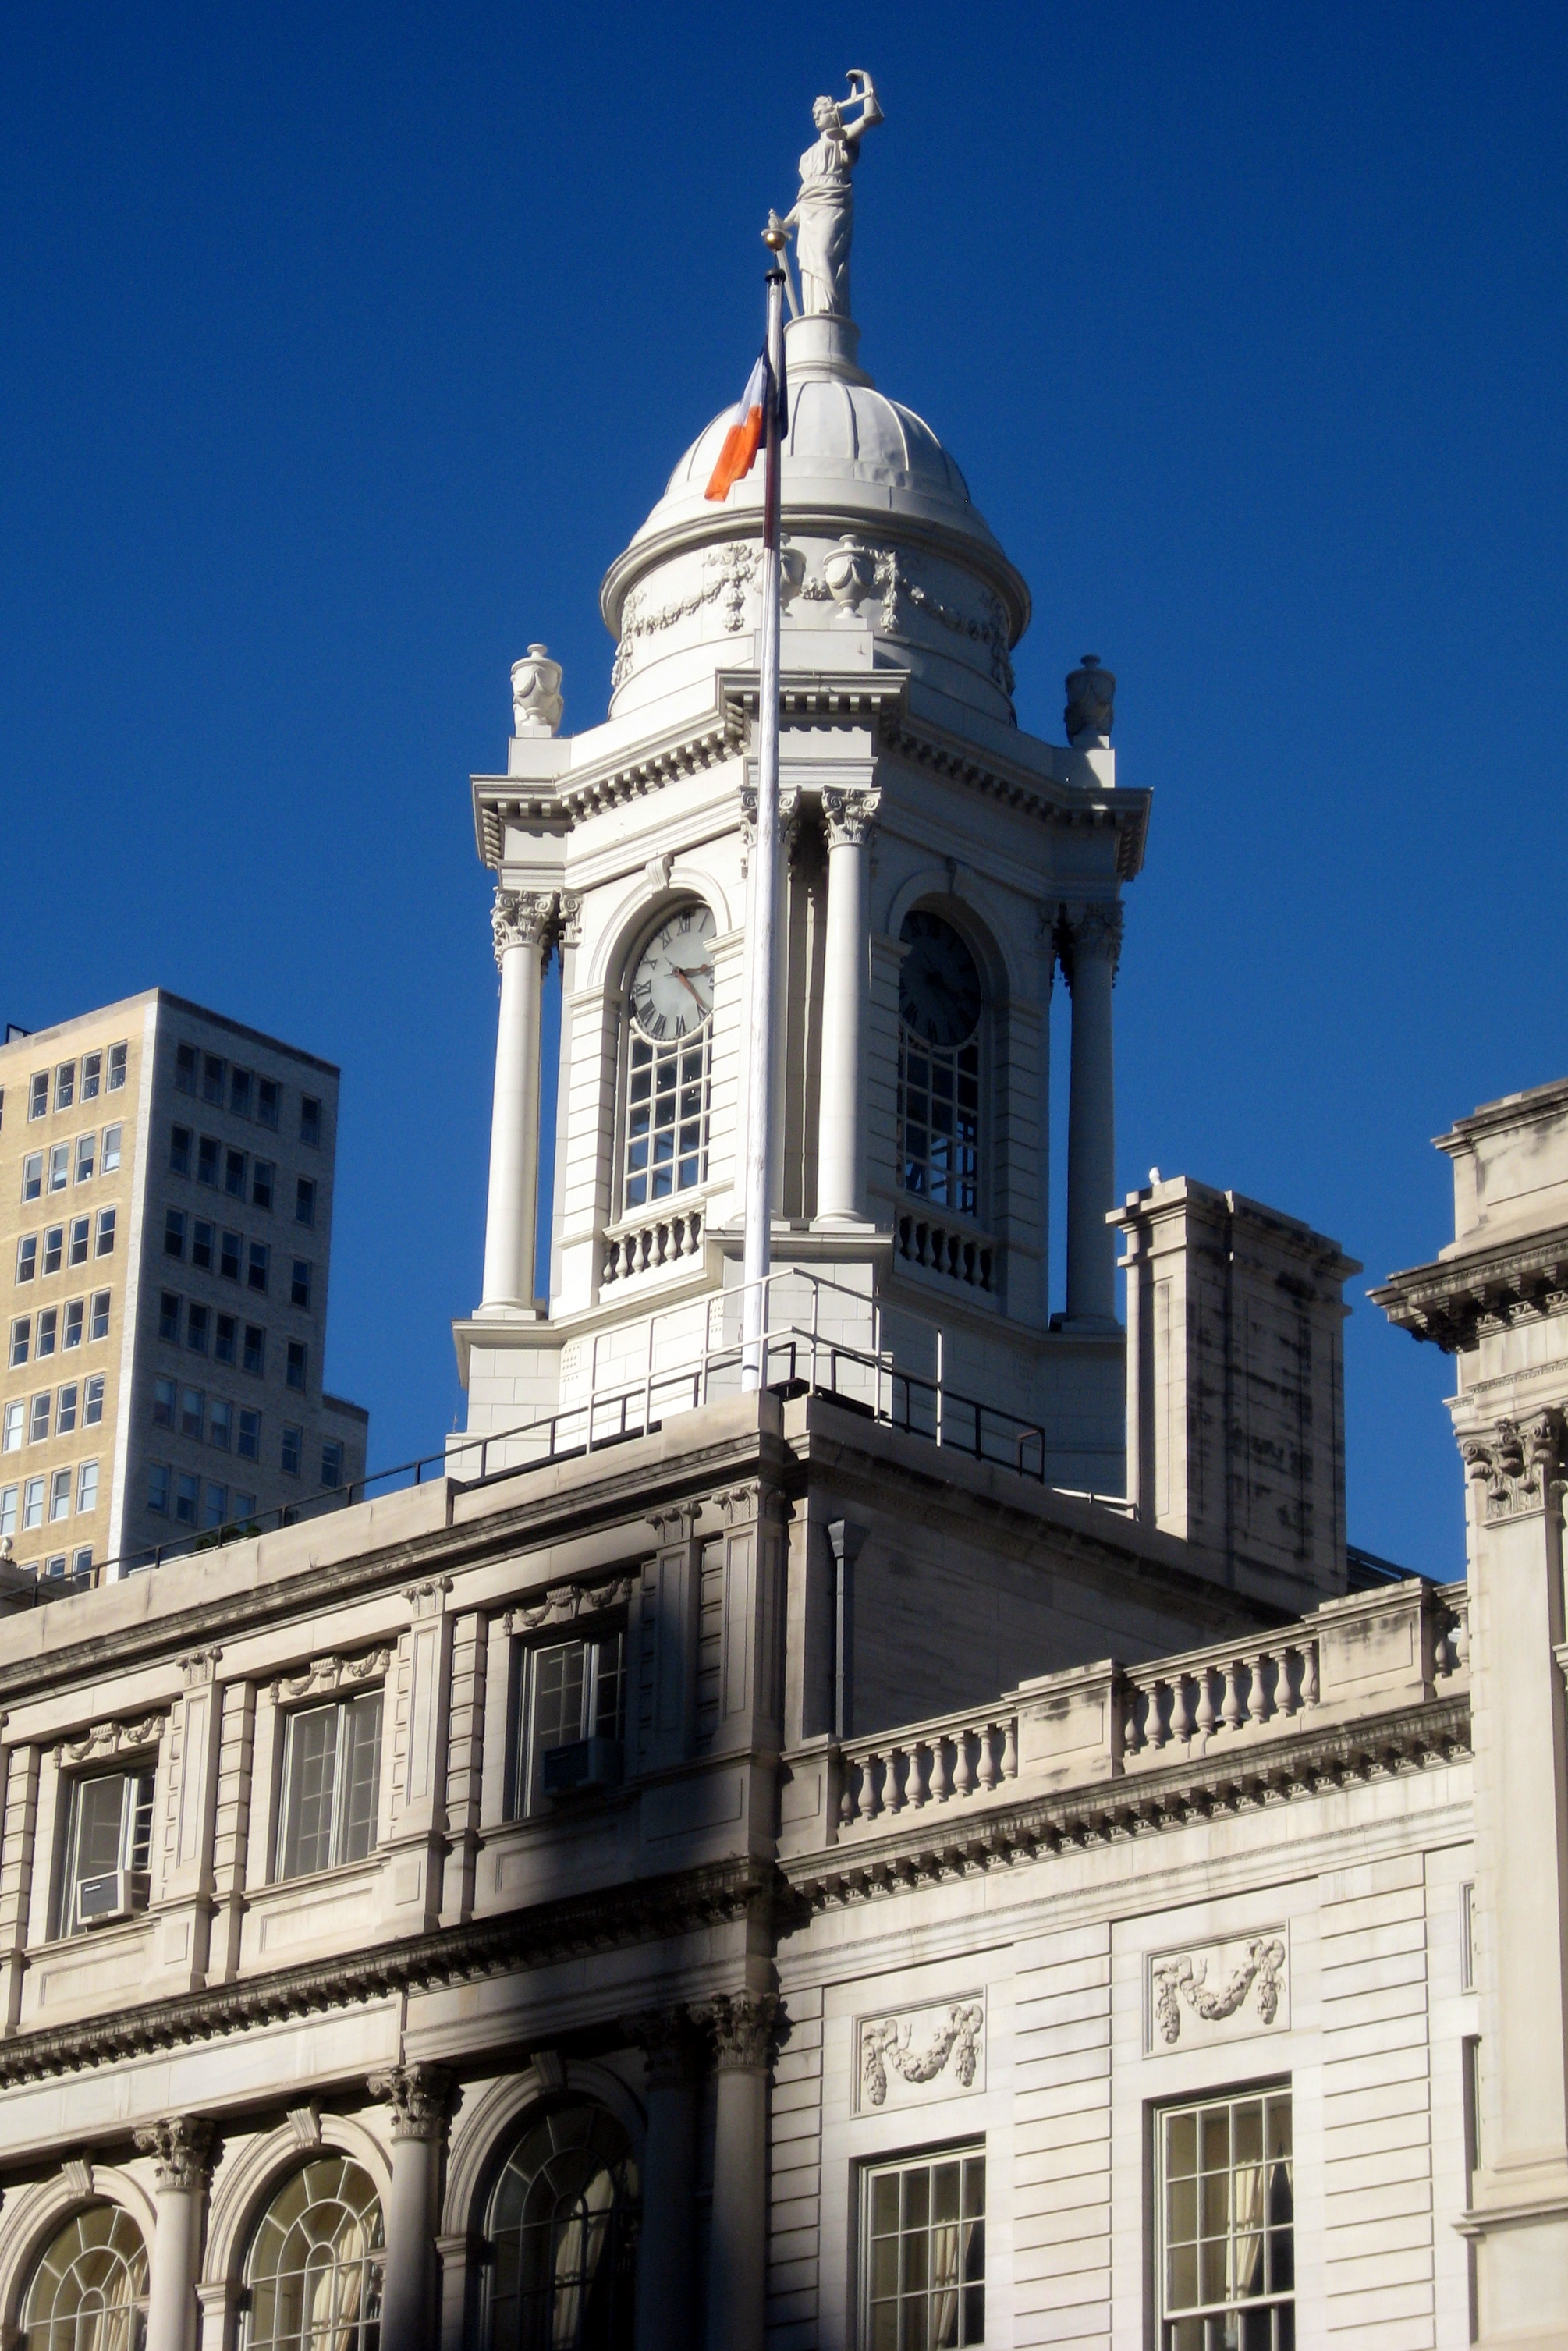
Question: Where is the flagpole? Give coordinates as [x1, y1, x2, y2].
[741, 246, 787, 1392]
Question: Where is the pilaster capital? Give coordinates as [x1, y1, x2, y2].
[623, 2003, 704, 2089]
[1056, 899, 1123, 988]
[1461, 1410, 1566, 1520]
[821, 785, 882, 849]
[556, 891, 584, 948]
[705, 1990, 779, 2073]
[133, 2114, 215, 2193]
[367, 2062, 457, 2143]
[491, 887, 556, 967]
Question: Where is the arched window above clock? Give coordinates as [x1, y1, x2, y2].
[897, 908, 984, 1219]
[622, 902, 716, 1211]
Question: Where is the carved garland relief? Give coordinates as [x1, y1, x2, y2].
[855, 1996, 986, 2112]
[1147, 1931, 1290, 2054]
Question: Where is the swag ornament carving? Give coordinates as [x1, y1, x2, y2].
[277, 1647, 391, 1704]
[1462, 1411, 1566, 1519]
[857, 1998, 985, 2111]
[61, 1714, 165, 1766]
[1149, 1933, 1288, 2051]
[506, 1574, 634, 1635]
[612, 542, 761, 690]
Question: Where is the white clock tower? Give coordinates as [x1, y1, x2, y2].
[454, 263, 1148, 1493]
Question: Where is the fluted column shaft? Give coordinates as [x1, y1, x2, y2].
[1062, 902, 1122, 1327]
[133, 2115, 212, 2351]
[817, 789, 879, 1222]
[481, 890, 552, 1311]
[628, 2008, 701, 2351]
[369, 2063, 454, 2351]
[704, 1992, 777, 2351]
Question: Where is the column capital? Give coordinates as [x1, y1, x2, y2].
[705, 1991, 779, 2074]
[368, 2062, 458, 2142]
[1056, 898, 1123, 988]
[1461, 1410, 1566, 1521]
[624, 2003, 704, 2089]
[491, 886, 557, 967]
[821, 785, 881, 849]
[133, 2114, 215, 2193]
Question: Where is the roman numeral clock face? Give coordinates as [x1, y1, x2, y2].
[631, 906, 716, 1040]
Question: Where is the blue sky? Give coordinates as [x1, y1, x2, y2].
[2, 2, 1564, 1573]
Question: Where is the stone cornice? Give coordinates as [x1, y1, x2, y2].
[0, 1858, 781, 2089]
[1371, 1225, 1568, 1352]
[786, 1693, 1470, 1913]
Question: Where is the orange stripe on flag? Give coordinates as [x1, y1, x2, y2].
[705, 406, 765, 502]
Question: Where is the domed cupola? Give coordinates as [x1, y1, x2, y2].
[600, 312, 1031, 726]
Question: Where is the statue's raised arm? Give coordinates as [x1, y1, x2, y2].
[780, 72, 885, 319]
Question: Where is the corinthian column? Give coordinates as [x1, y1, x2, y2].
[704, 1991, 778, 2351]
[480, 889, 553, 1311]
[133, 2115, 213, 2351]
[816, 788, 879, 1222]
[1060, 900, 1122, 1328]
[368, 2062, 456, 2351]
[626, 2005, 702, 2351]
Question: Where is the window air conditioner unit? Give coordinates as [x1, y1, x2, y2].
[75, 1869, 150, 1929]
[541, 1736, 620, 1799]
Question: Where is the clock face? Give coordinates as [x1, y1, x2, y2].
[899, 911, 982, 1048]
[631, 905, 716, 1040]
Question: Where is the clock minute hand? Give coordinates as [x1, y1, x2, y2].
[674, 969, 709, 1010]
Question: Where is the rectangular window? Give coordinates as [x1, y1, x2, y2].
[72, 1546, 93, 1576]
[48, 1466, 71, 1521]
[230, 1067, 252, 1118]
[44, 1225, 63, 1276]
[203, 1480, 227, 1529]
[63, 1300, 83, 1349]
[44, 1555, 67, 1580]
[180, 1386, 204, 1440]
[77, 1459, 98, 1513]
[23, 1474, 44, 1529]
[90, 1291, 109, 1341]
[81, 1051, 101, 1101]
[68, 1216, 88, 1268]
[215, 1312, 237, 1365]
[29, 1393, 50, 1443]
[321, 1438, 344, 1486]
[253, 1160, 275, 1211]
[238, 1407, 261, 1460]
[2, 1402, 23, 1452]
[57, 1382, 78, 1434]
[233, 1489, 256, 1521]
[197, 1134, 219, 1186]
[899, 1027, 981, 1218]
[286, 1339, 307, 1392]
[862, 2151, 986, 2351]
[221, 1230, 242, 1281]
[225, 1147, 247, 1198]
[192, 1219, 214, 1271]
[48, 1143, 69, 1193]
[159, 1290, 181, 1342]
[243, 1325, 265, 1377]
[9, 1316, 28, 1368]
[36, 1307, 57, 1358]
[515, 1633, 626, 1814]
[83, 1374, 104, 1426]
[164, 1209, 186, 1261]
[16, 1235, 37, 1282]
[29, 1073, 48, 1119]
[55, 1062, 75, 1112]
[176, 1042, 198, 1094]
[0, 1486, 13, 1537]
[1158, 2090, 1293, 2351]
[210, 1398, 232, 1451]
[290, 1259, 312, 1309]
[257, 1076, 280, 1129]
[147, 1463, 170, 1514]
[61, 1765, 154, 1934]
[282, 1424, 303, 1475]
[22, 1151, 42, 1202]
[153, 1376, 176, 1429]
[94, 1208, 115, 1257]
[300, 1094, 322, 1147]
[170, 1125, 192, 1176]
[101, 1124, 122, 1173]
[187, 1303, 209, 1354]
[277, 1691, 382, 1879]
[175, 1471, 200, 1526]
[202, 1054, 225, 1104]
[74, 1133, 94, 1183]
[107, 1041, 126, 1092]
[295, 1176, 316, 1228]
[248, 1242, 269, 1294]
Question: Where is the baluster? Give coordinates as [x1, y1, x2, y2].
[1144, 1681, 1168, 1750]
[953, 1732, 975, 1797]
[1453, 1609, 1470, 1671]
[1249, 1651, 1272, 1723]
[1169, 1675, 1193, 1746]
[1194, 1670, 1217, 1739]
[977, 1725, 1000, 1789]
[1001, 1718, 1018, 1781]
[1221, 1659, 1243, 1732]
[929, 1739, 953, 1803]
[1123, 1702, 1142, 1759]
[1275, 1649, 1299, 1717]
[1302, 1644, 1319, 1707]
[885, 1749, 906, 1815]
[906, 1743, 930, 1807]
[866, 1749, 887, 1818]
[838, 1758, 857, 1827]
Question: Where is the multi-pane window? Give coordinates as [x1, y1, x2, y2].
[276, 1692, 383, 1879]
[23, 1474, 44, 1527]
[243, 1324, 266, 1377]
[154, 1377, 177, 1428]
[55, 1063, 74, 1112]
[64, 1300, 83, 1349]
[197, 1134, 219, 1186]
[21, 1152, 42, 1201]
[301, 1094, 321, 1146]
[180, 1386, 204, 1439]
[68, 1216, 88, 1266]
[322, 1438, 344, 1485]
[1158, 2090, 1293, 2351]
[281, 1424, 302, 1474]
[243, 2156, 384, 2351]
[175, 1471, 200, 1524]
[84, 1374, 104, 1424]
[74, 1134, 94, 1183]
[29, 1073, 48, 1119]
[222, 1230, 243, 1279]
[81, 1050, 102, 1100]
[29, 1393, 50, 1441]
[2, 1402, 23, 1451]
[295, 1177, 316, 1227]
[290, 1258, 311, 1308]
[102, 1122, 122, 1172]
[215, 1313, 237, 1363]
[165, 1208, 186, 1260]
[148, 1463, 171, 1514]
[286, 1339, 307, 1392]
[225, 1147, 247, 1198]
[43, 1225, 63, 1275]
[211, 1399, 232, 1449]
[202, 1053, 225, 1104]
[76, 1460, 98, 1512]
[160, 1291, 182, 1342]
[60, 1764, 154, 1932]
[49, 1467, 71, 1521]
[484, 2105, 640, 2351]
[230, 1067, 252, 1117]
[107, 1042, 126, 1091]
[176, 1041, 198, 1094]
[254, 1160, 275, 1211]
[170, 1125, 192, 1176]
[864, 2149, 986, 2351]
[515, 1632, 626, 1815]
[21, 2206, 147, 2344]
[90, 1291, 110, 1340]
[248, 1242, 269, 1293]
[897, 911, 983, 1218]
[94, 1207, 115, 1256]
[238, 1407, 261, 1460]
[10, 1316, 27, 1367]
[188, 1303, 209, 1353]
[37, 1307, 57, 1356]
[16, 1235, 37, 1282]
[257, 1076, 280, 1129]
[48, 1141, 69, 1192]
[58, 1383, 77, 1433]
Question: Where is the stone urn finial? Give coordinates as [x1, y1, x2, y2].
[1064, 654, 1115, 748]
[779, 540, 807, 611]
[512, 644, 564, 737]
[822, 535, 877, 618]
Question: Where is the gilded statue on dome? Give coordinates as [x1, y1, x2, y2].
[775, 72, 883, 319]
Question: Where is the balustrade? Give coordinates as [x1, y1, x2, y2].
[895, 1211, 995, 1292]
[1121, 1641, 1321, 1763]
[837, 1711, 1020, 1828]
[602, 1206, 705, 1285]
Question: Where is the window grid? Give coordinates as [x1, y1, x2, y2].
[898, 1030, 981, 1216]
[1158, 2090, 1293, 2351]
[864, 2149, 986, 2351]
[517, 1632, 626, 1815]
[243, 2155, 384, 2351]
[277, 1692, 383, 1880]
[623, 1031, 710, 1210]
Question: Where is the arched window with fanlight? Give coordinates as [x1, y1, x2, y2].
[242, 2155, 385, 2351]
[483, 2103, 640, 2351]
[21, 2204, 148, 2350]
[620, 904, 715, 1212]
[896, 910, 984, 1218]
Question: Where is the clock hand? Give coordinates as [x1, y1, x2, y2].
[674, 969, 709, 1009]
